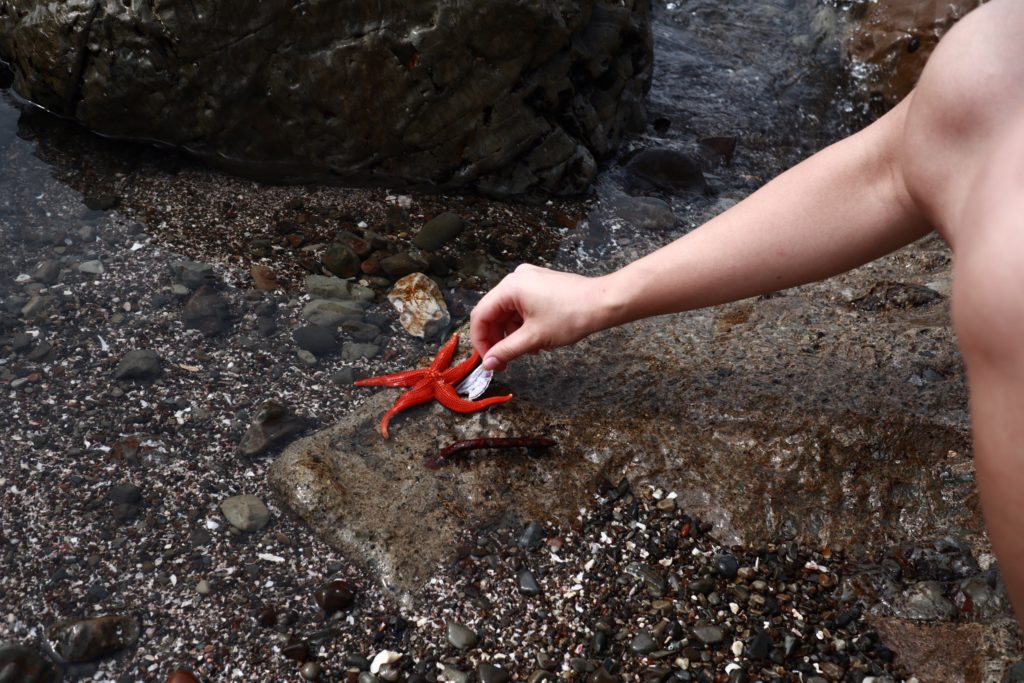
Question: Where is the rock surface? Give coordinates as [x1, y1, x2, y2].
[387, 272, 450, 340]
[0, 0, 653, 195]
[47, 614, 140, 663]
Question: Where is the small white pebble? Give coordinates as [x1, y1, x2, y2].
[729, 602, 739, 614]
[731, 640, 743, 657]
[257, 553, 285, 563]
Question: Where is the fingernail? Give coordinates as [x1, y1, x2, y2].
[482, 356, 499, 371]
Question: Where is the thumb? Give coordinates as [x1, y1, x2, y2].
[482, 327, 538, 371]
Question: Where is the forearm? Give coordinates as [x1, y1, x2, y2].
[597, 97, 933, 328]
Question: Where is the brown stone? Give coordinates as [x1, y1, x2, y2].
[250, 264, 281, 291]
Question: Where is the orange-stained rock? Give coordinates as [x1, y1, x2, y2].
[844, 0, 981, 106]
[250, 264, 281, 291]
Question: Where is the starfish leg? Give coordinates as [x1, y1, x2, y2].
[379, 381, 436, 438]
[354, 368, 428, 388]
[428, 334, 461, 372]
[442, 350, 481, 384]
[434, 382, 513, 413]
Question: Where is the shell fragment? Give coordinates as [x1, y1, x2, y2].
[455, 365, 493, 400]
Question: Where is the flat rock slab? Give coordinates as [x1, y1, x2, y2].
[271, 237, 978, 599]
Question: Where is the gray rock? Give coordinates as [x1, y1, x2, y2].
[625, 147, 706, 195]
[294, 325, 339, 356]
[387, 273, 450, 340]
[220, 494, 270, 532]
[238, 401, 306, 457]
[114, 350, 161, 380]
[305, 274, 375, 302]
[446, 622, 478, 650]
[604, 195, 676, 231]
[896, 581, 957, 621]
[78, 259, 105, 275]
[624, 562, 666, 596]
[321, 244, 361, 279]
[629, 631, 656, 655]
[31, 259, 60, 285]
[380, 253, 429, 279]
[478, 662, 510, 683]
[0, 0, 652, 195]
[517, 569, 542, 596]
[301, 299, 366, 327]
[21, 295, 48, 318]
[341, 320, 381, 342]
[47, 614, 140, 663]
[107, 483, 142, 504]
[170, 260, 218, 290]
[296, 349, 318, 366]
[25, 340, 53, 362]
[182, 286, 233, 336]
[692, 623, 724, 645]
[414, 213, 464, 251]
[341, 343, 379, 362]
[441, 667, 469, 683]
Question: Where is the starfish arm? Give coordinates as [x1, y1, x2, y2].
[441, 350, 480, 384]
[434, 382, 513, 414]
[428, 334, 461, 372]
[378, 382, 438, 438]
[354, 368, 429, 388]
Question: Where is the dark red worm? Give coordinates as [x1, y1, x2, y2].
[425, 437, 557, 470]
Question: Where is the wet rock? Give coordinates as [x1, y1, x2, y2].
[446, 622, 478, 650]
[624, 148, 706, 195]
[322, 244, 361, 279]
[25, 340, 53, 362]
[314, 579, 355, 615]
[714, 553, 739, 580]
[624, 562, 666, 596]
[478, 662, 510, 683]
[169, 260, 218, 290]
[114, 350, 161, 381]
[895, 580, 957, 620]
[387, 273, 449, 340]
[843, 0, 980, 106]
[294, 325, 339, 357]
[603, 195, 676, 231]
[0, 643, 61, 683]
[517, 569, 542, 596]
[517, 521, 547, 549]
[955, 577, 1004, 621]
[47, 614, 140, 663]
[341, 321, 381, 343]
[282, 642, 311, 662]
[220, 494, 271, 532]
[78, 260, 105, 275]
[850, 281, 943, 311]
[380, 253, 430, 279]
[238, 401, 306, 456]
[107, 483, 142, 504]
[692, 623, 724, 645]
[414, 213, 464, 251]
[300, 662, 323, 680]
[370, 650, 402, 675]
[630, 632, 656, 655]
[301, 299, 366, 327]
[31, 260, 60, 285]
[0, 0, 652, 195]
[250, 264, 280, 291]
[182, 286, 233, 336]
[166, 671, 201, 683]
[305, 275, 374, 302]
[341, 343, 379, 362]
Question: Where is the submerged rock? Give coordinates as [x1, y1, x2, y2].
[47, 615, 139, 663]
[0, 643, 61, 683]
[387, 272, 450, 340]
[0, 0, 653, 195]
[238, 400, 306, 457]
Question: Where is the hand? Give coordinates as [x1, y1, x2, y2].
[470, 264, 612, 371]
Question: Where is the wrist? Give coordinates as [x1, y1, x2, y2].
[587, 272, 632, 332]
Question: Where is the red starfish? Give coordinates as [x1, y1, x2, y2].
[354, 334, 513, 439]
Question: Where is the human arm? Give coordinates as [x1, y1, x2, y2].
[470, 96, 934, 370]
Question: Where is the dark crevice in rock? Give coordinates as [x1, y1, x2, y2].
[67, 1, 100, 116]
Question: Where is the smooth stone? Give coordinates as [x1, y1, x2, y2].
[440, 667, 469, 683]
[517, 569, 542, 596]
[31, 260, 60, 285]
[20, 295, 48, 318]
[606, 195, 676, 231]
[314, 579, 355, 615]
[301, 299, 366, 327]
[250, 264, 280, 291]
[182, 286, 233, 336]
[517, 521, 547, 549]
[78, 259, 105, 275]
[166, 671, 201, 683]
[331, 368, 355, 386]
[341, 343, 379, 361]
[321, 243, 361, 278]
[300, 662, 323, 680]
[587, 666, 618, 683]
[748, 631, 771, 659]
[294, 325, 339, 356]
[692, 623, 724, 645]
[386, 272, 449, 340]
[358, 673, 382, 683]
[169, 260, 217, 290]
[237, 401, 306, 457]
[114, 350, 161, 380]
[446, 622, 478, 650]
[624, 147, 706, 195]
[296, 349, 318, 366]
[714, 553, 739, 580]
[47, 615, 140, 663]
[108, 483, 142, 504]
[305, 274, 375, 302]
[630, 631, 657, 655]
[413, 213, 464, 251]
[370, 650, 402, 674]
[196, 580, 212, 595]
[380, 253, 429, 279]
[25, 340, 53, 362]
[0, 643, 60, 683]
[219, 494, 270, 532]
[340, 320, 381, 342]
[477, 662, 510, 683]
[624, 562, 666, 596]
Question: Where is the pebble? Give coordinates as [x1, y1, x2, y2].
[108, 483, 142, 504]
[321, 243, 361, 278]
[314, 578, 355, 615]
[517, 568, 542, 596]
[296, 349, 318, 366]
[625, 147, 706, 195]
[605, 195, 677, 231]
[300, 661, 323, 680]
[196, 579, 212, 595]
[341, 342, 379, 361]
[305, 274, 375, 302]
[182, 286, 233, 336]
[282, 642, 311, 662]
[166, 671, 201, 683]
[370, 650, 402, 674]
[413, 212, 464, 250]
[478, 662, 510, 683]
[380, 252, 429, 279]
[440, 666, 469, 683]
[237, 400, 306, 457]
[630, 631, 657, 655]
[219, 494, 270, 532]
[692, 623, 724, 645]
[31, 259, 60, 284]
[517, 521, 547, 549]
[714, 553, 739, 580]
[446, 621, 478, 649]
[293, 325, 339, 356]
[25, 340, 53, 362]
[0, 643, 60, 682]
[386, 272, 449, 340]
[301, 299, 366, 327]
[168, 259, 218, 290]
[340, 320, 381, 342]
[78, 259, 105, 275]
[113, 349, 161, 380]
[897, 580, 957, 620]
[250, 264, 280, 291]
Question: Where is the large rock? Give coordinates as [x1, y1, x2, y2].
[0, 0, 653, 195]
